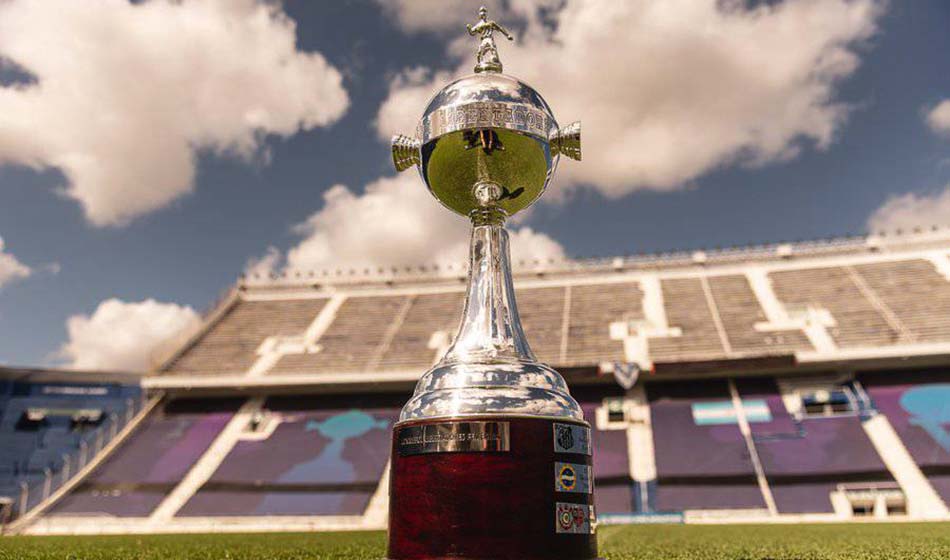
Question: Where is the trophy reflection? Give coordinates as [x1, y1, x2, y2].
[387, 7, 592, 560]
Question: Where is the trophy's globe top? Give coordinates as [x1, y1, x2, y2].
[391, 13, 580, 221]
[420, 72, 556, 140]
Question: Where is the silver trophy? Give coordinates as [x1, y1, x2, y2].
[388, 8, 592, 559]
[390, 7, 582, 424]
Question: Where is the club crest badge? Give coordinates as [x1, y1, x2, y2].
[557, 424, 574, 450]
[553, 423, 591, 455]
[555, 461, 592, 494]
[558, 464, 577, 491]
[555, 502, 595, 534]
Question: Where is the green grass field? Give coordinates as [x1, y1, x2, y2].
[1, 523, 949, 559]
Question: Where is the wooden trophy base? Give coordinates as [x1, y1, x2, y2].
[387, 415, 599, 560]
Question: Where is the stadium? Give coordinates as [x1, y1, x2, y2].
[3, 1, 950, 558]
[3, 227, 950, 549]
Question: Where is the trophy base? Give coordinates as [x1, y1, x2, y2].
[387, 415, 598, 560]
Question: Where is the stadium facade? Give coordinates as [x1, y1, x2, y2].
[4, 228, 950, 534]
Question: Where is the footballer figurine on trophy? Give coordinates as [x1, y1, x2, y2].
[388, 6, 590, 560]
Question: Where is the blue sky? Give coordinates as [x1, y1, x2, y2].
[1, 0, 949, 369]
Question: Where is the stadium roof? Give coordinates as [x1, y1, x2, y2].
[147, 228, 950, 391]
[0, 366, 143, 385]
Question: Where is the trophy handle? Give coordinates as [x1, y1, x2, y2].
[391, 134, 421, 172]
[551, 121, 581, 161]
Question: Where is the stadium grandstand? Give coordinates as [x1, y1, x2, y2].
[0, 368, 143, 530]
[4, 227, 950, 535]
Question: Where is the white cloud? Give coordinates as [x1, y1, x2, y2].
[376, 0, 562, 35]
[867, 185, 950, 233]
[378, 0, 882, 197]
[0, 236, 31, 289]
[376, 0, 505, 34]
[507, 226, 568, 267]
[245, 246, 282, 279]
[248, 173, 565, 277]
[0, 0, 349, 226]
[926, 100, 950, 136]
[376, 67, 452, 142]
[59, 298, 201, 371]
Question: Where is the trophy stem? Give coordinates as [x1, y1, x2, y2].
[396, 207, 583, 422]
[442, 219, 536, 366]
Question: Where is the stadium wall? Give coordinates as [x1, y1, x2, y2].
[8, 230, 950, 534]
